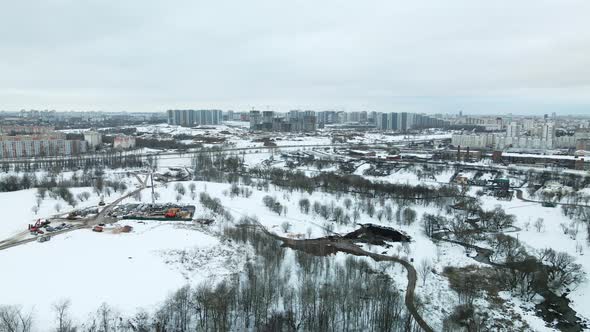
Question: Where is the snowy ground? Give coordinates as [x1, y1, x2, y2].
[0, 170, 139, 241]
[1, 149, 589, 331]
[118, 172, 590, 330]
[479, 195, 590, 321]
[0, 219, 249, 329]
[0, 187, 98, 240]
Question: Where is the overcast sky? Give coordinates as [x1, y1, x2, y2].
[1, 1, 589, 114]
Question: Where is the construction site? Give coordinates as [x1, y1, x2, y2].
[108, 203, 196, 221]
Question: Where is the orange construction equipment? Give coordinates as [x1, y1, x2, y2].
[165, 208, 180, 218]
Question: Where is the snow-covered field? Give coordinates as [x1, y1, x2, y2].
[0, 220, 248, 327]
[0, 170, 139, 240]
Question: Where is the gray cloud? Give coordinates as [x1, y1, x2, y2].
[1, 0, 589, 114]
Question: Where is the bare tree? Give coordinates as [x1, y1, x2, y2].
[0, 305, 33, 332]
[37, 187, 47, 199]
[385, 204, 393, 222]
[175, 183, 186, 196]
[324, 222, 334, 236]
[333, 207, 344, 223]
[418, 258, 433, 286]
[69, 199, 78, 208]
[538, 248, 586, 291]
[534, 218, 545, 232]
[31, 206, 39, 215]
[353, 209, 361, 223]
[189, 182, 196, 193]
[281, 222, 291, 233]
[129, 310, 151, 332]
[402, 207, 417, 225]
[298, 198, 310, 214]
[366, 200, 375, 217]
[96, 303, 117, 332]
[0, 305, 21, 332]
[54, 203, 62, 213]
[53, 299, 75, 332]
[343, 198, 352, 210]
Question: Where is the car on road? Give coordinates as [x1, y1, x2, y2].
[46, 227, 55, 232]
[37, 235, 51, 243]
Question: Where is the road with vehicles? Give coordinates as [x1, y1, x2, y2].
[0, 174, 149, 252]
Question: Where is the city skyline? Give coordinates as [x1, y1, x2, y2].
[1, 1, 590, 114]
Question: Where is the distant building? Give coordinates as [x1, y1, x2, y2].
[317, 111, 337, 125]
[249, 110, 262, 129]
[376, 112, 448, 131]
[113, 135, 136, 149]
[249, 110, 317, 132]
[83, 131, 102, 150]
[0, 125, 54, 135]
[287, 110, 317, 132]
[577, 138, 590, 153]
[506, 122, 521, 138]
[166, 109, 223, 126]
[0, 132, 87, 159]
[452, 133, 496, 149]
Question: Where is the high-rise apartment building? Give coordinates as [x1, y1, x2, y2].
[376, 112, 448, 131]
[249, 110, 316, 132]
[0, 132, 87, 159]
[166, 110, 223, 126]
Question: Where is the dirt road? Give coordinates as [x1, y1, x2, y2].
[250, 222, 434, 332]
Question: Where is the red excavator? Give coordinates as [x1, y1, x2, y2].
[28, 219, 50, 234]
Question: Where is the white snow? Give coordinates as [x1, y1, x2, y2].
[0, 220, 248, 328]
